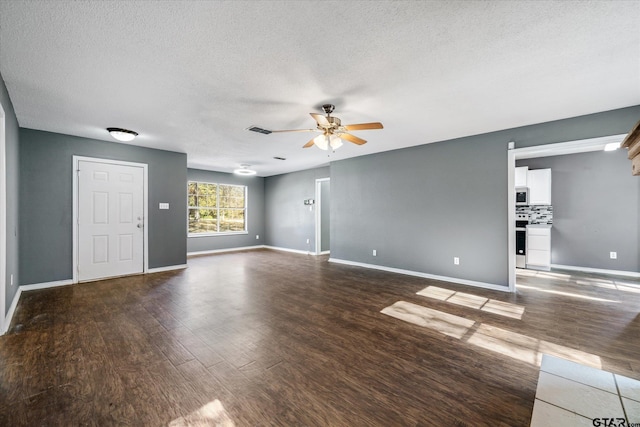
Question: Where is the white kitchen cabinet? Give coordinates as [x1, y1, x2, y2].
[527, 168, 552, 205]
[515, 166, 528, 187]
[527, 226, 551, 271]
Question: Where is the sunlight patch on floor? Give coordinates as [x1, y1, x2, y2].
[482, 299, 526, 319]
[575, 279, 640, 294]
[575, 280, 617, 290]
[615, 283, 640, 294]
[467, 324, 540, 365]
[518, 269, 640, 296]
[517, 284, 620, 303]
[417, 286, 525, 320]
[468, 324, 602, 369]
[381, 301, 475, 339]
[517, 270, 572, 282]
[382, 302, 602, 369]
[169, 399, 235, 427]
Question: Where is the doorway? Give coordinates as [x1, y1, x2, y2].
[73, 156, 148, 283]
[507, 134, 627, 291]
[315, 178, 330, 255]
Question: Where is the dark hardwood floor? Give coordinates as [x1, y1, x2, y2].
[1, 249, 639, 426]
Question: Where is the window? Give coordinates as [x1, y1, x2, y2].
[188, 181, 247, 235]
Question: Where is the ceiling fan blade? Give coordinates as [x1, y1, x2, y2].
[341, 133, 367, 145]
[303, 138, 316, 148]
[344, 122, 384, 131]
[270, 128, 317, 133]
[310, 113, 330, 126]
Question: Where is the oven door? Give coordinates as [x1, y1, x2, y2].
[516, 228, 527, 268]
[516, 229, 526, 255]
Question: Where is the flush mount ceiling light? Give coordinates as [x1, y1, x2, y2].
[107, 127, 138, 142]
[604, 142, 620, 151]
[233, 164, 257, 175]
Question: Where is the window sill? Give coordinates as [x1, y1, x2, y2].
[188, 231, 248, 238]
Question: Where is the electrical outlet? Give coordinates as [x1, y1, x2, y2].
[454, 257, 460, 265]
[372, 249, 377, 256]
[610, 251, 617, 259]
[256, 235, 259, 240]
[306, 238, 310, 244]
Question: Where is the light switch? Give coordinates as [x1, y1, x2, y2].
[159, 203, 169, 210]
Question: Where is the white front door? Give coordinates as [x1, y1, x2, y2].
[77, 160, 144, 282]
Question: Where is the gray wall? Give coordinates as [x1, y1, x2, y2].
[1, 71, 20, 314]
[264, 167, 330, 252]
[330, 105, 640, 288]
[331, 137, 509, 286]
[320, 180, 330, 252]
[518, 150, 639, 272]
[19, 129, 187, 285]
[187, 168, 265, 253]
[511, 105, 640, 149]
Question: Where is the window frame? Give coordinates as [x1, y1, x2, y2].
[187, 180, 248, 237]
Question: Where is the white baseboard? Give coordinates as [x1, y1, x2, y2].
[21, 279, 74, 292]
[264, 245, 313, 256]
[147, 264, 187, 274]
[3, 286, 22, 335]
[319, 250, 330, 255]
[551, 264, 640, 278]
[187, 245, 266, 257]
[328, 258, 510, 293]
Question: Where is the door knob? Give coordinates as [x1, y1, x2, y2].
[137, 223, 143, 228]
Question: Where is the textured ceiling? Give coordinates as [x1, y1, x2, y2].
[1, 1, 639, 176]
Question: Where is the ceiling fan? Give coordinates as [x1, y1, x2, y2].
[247, 104, 383, 150]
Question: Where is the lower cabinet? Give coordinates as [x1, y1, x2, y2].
[527, 226, 551, 271]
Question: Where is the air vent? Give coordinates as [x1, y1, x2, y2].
[246, 126, 272, 134]
[273, 157, 286, 161]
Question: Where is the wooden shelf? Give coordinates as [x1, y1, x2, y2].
[622, 118, 640, 176]
[622, 118, 640, 149]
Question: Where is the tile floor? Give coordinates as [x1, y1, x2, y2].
[530, 354, 640, 426]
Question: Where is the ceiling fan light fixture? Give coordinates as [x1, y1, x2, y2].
[251, 104, 381, 150]
[313, 134, 329, 150]
[233, 164, 257, 175]
[329, 134, 343, 150]
[107, 127, 138, 142]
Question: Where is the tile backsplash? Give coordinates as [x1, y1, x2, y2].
[516, 205, 553, 224]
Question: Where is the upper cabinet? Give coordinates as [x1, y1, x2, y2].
[515, 166, 528, 187]
[527, 168, 552, 205]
